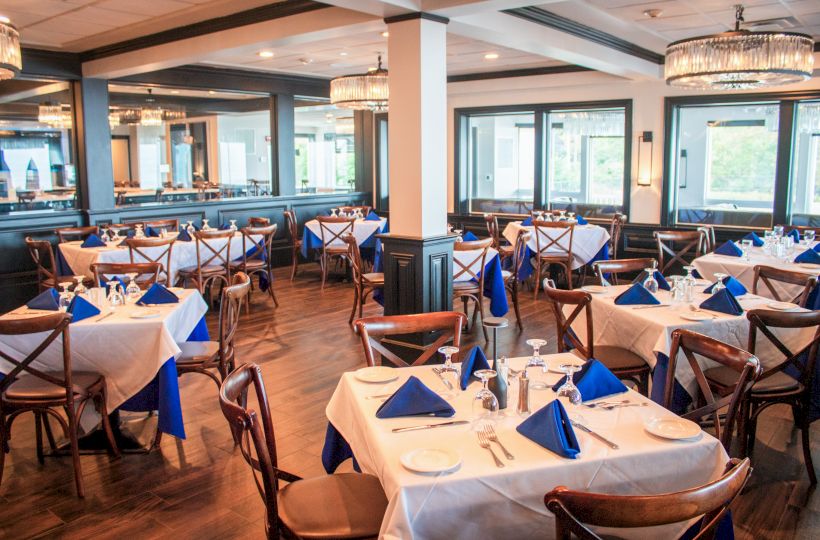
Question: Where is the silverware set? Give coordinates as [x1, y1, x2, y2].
[476, 425, 513, 468]
[431, 367, 454, 391]
[582, 399, 649, 410]
[477, 430, 505, 468]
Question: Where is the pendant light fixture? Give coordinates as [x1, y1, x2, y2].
[140, 89, 163, 127]
[0, 16, 21, 80]
[38, 102, 63, 125]
[330, 54, 388, 111]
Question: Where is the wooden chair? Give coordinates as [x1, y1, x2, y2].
[697, 225, 716, 253]
[484, 213, 513, 263]
[55, 226, 99, 244]
[544, 283, 652, 395]
[90, 262, 161, 290]
[453, 237, 493, 341]
[544, 457, 751, 540]
[25, 237, 79, 292]
[592, 257, 657, 286]
[752, 265, 817, 308]
[230, 225, 279, 312]
[0, 313, 120, 498]
[653, 230, 704, 274]
[608, 213, 627, 259]
[143, 218, 179, 233]
[284, 210, 302, 281]
[125, 236, 175, 285]
[316, 216, 355, 290]
[532, 220, 575, 297]
[665, 329, 761, 452]
[219, 363, 388, 539]
[344, 234, 384, 325]
[247, 217, 270, 227]
[176, 230, 233, 299]
[501, 229, 531, 331]
[706, 309, 820, 483]
[353, 312, 467, 367]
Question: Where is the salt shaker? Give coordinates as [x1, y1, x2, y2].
[517, 368, 530, 417]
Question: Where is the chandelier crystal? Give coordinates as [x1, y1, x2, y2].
[665, 5, 814, 90]
[330, 55, 388, 111]
[38, 102, 63, 125]
[140, 89, 163, 127]
[0, 17, 21, 80]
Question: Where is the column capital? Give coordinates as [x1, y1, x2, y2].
[384, 12, 449, 25]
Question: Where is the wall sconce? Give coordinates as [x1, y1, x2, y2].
[637, 131, 653, 186]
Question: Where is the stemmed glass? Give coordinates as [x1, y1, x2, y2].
[773, 225, 784, 238]
[740, 239, 753, 261]
[712, 272, 727, 293]
[107, 280, 125, 308]
[453, 229, 463, 242]
[437, 346, 460, 397]
[58, 282, 73, 312]
[567, 212, 575, 221]
[682, 265, 697, 302]
[125, 273, 141, 302]
[134, 224, 145, 239]
[642, 267, 658, 293]
[805, 230, 816, 245]
[525, 338, 548, 390]
[556, 363, 582, 404]
[186, 220, 196, 235]
[201, 219, 211, 231]
[558, 210, 567, 220]
[73, 276, 87, 298]
[229, 219, 238, 233]
[331, 208, 338, 217]
[471, 369, 499, 430]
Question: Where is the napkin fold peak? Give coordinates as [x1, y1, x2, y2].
[136, 283, 179, 305]
[80, 234, 106, 248]
[714, 240, 742, 257]
[614, 282, 660, 306]
[26, 288, 60, 311]
[550, 359, 628, 402]
[376, 376, 454, 418]
[700, 288, 743, 316]
[704, 275, 747, 296]
[516, 399, 580, 459]
[460, 346, 491, 390]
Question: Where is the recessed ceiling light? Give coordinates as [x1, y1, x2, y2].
[381, 31, 389, 37]
[299, 57, 314, 65]
[340, 52, 348, 56]
[170, 90, 180, 94]
[258, 50, 274, 58]
[643, 9, 662, 18]
[484, 52, 499, 60]
[208, 90, 216, 95]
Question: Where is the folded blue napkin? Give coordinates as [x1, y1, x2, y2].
[814, 243, 820, 253]
[462, 231, 478, 241]
[67, 295, 100, 323]
[742, 232, 764, 247]
[219, 223, 231, 230]
[145, 226, 161, 237]
[136, 283, 179, 305]
[794, 249, 820, 265]
[787, 229, 800, 242]
[459, 346, 491, 390]
[700, 288, 743, 316]
[26, 288, 60, 311]
[176, 228, 193, 242]
[614, 283, 660, 305]
[550, 359, 628, 402]
[714, 240, 742, 257]
[632, 269, 670, 291]
[521, 217, 533, 226]
[516, 399, 580, 459]
[365, 211, 381, 221]
[376, 376, 455, 418]
[576, 215, 588, 225]
[704, 275, 747, 296]
[81, 234, 106, 248]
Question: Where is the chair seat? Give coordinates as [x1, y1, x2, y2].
[499, 245, 514, 256]
[278, 473, 388, 539]
[325, 246, 347, 255]
[362, 272, 384, 284]
[3, 372, 103, 401]
[176, 341, 220, 364]
[594, 346, 650, 371]
[705, 365, 801, 394]
[453, 281, 480, 293]
[177, 265, 227, 276]
[229, 259, 266, 271]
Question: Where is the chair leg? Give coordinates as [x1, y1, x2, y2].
[476, 297, 488, 341]
[96, 390, 121, 459]
[349, 286, 359, 325]
[320, 253, 328, 290]
[795, 404, 817, 485]
[65, 405, 84, 498]
[510, 283, 523, 331]
[34, 412, 44, 464]
[267, 272, 279, 307]
[42, 414, 57, 451]
[0, 414, 7, 487]
[533, 262, 541, 300]
[564, 263, 573, 290]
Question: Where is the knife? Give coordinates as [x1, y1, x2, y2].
[631, 304, 669, 310]
[96, 311, 115, 323]
[571, 421, 619, 450]
[392, 420, 469, 433]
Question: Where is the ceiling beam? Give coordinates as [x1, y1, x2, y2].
[0, 82, 71, 105]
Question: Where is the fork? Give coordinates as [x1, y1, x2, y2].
[483, 425, 514, 460]
[477, 431, 505, 468]
[583, 399, 629, 409]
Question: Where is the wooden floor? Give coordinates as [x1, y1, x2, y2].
[0, 263, 818, 539]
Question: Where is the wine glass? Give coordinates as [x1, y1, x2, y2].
[58, 282, 73, 312]
[125, 273, 141, 302]
[229, 219, 238, 234]
[556, 363, 583, 405]
[453, 229, 463, 242]
[186, 220, 196, 235]
[525, 338, 549, 390]
[642, 267, 658, 294]
[437, 346, 460, 397]
[134, 224, 145, 239]
[107, 281, 125, 308]
[773, 225, 784, 238]
[805, 230, 815, 244]
[740, 239, 753, 261]
[202, 219, 211, 231]
[471, 369, 499, 430]
[73, 276, 88, 298]
[712, 272, 727, 293]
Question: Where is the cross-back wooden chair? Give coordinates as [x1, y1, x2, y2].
[697, 225, 716, 254]
[752, 265, 817, 308]
[484, 213, 513, 263]
[453, 237, 493, 340]
[143, 218, 179, 233]
[653, 230, 704, 274]
[501, 229, 531, 331]
[532, 220, 575, 297]
[90, 262, 161, 290]
[706, 309, 820, 483]
[665, 329, 761, 453]
[25, 237, 76, 292]
[230, 225, 278, 313]
[592, 257, 657, 286]
[247, 217, 270, 227]
[344, 234, 384, 325]
[544, 283, 651, 395]
[0, 312, 119, 498]
[316, 215, 355, 290]
[544, 457, 751, 540]
[283, 210, 302, 281]
[125, 236, 175, 285]
[219, 363, 388, 539]
[177, 230, 233, 299]
[608, 213, 627, 259]
[353, 312, 467, 368]
[55, 226, 99, 244]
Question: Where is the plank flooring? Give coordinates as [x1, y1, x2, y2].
[0, 263, 817, 539]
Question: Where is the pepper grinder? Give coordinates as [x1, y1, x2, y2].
[517, 368, 531, 417]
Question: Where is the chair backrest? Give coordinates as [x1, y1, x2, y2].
[91, 262, 161, 289]
[126, 237, 176, 282]
[192, 229, 233, 271]
[544, 458, 752, 540]
[653, 230, 704, 273]
[592, 257, 656, 286]
[25, 237, 58, 289]
[697, 225, 716, 253]
[353, 312, 467, 367]
[533, 220, 574, 261]
[752, 265, 817, 308]
[106, 223, 139, 235]
[453, 237, 493, 285]
[343, 234, 365, 285]
[746, 309, 820, 388]
[143, 218, 179, 233]
[283, 210, 298, 243]
[484, 214, 501, 249]
[219, 273, 251, 366]
[247, 217, 270, 227]
[608, 213, 627, 259]
[543, 284, 595, 358]
[511, 230, 532, 279]
[55, 226, 98, 244]
[665, 329, 761, 451]
[240, 225, 277, 267]
[316, 215, 355, 249]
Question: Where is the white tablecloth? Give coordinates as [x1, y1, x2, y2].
[453, 246, 499, 282]
[304, 217, 387, 248]
[502, 222, 609, 270]
[326, 354, 730, 539]
[0, 288, 207, 411]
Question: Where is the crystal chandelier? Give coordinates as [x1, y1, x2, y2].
[330, 54, 388, 111]
[38, 102, 63, 125]
[0, 16, 21, 80]
[140, 89, 163, 127]
[108, 111, 120, 128]
[665, 5, 814, 90]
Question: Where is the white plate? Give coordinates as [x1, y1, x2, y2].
[548, 356, 586, 374]
[129, 309, 160, 319]
[767, 301, 797, 311]
[581, 285, 608, 294]
[680, 312, 713, 321]
[400, 448, 461, 474]
[354, 366, 399, 384]
[644, 417, 701, 440]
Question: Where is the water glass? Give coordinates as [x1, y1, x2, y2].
[740, 239, 753, 261]
[58, 282, 73, 312]
[134, 224, 145, 239]
[682, 265, 697, 302]
[202, 219, 211, 231]
[525, 338, 549, 389]
[712, 272, 727, 293]
[186, 220, 196, 235]
[805, 230, 816, 244]
[453, 229, 463, 242]
[107, 282, 125, 308]
[670, 276, 684, 303]
[471, 369, 499, 430]
[556, 364, 582, 405]
[229, 219, 238, 233]
[773, 225, 784, 238]
[642, 267, 658, 294]
[73, 276, 88, 298]
[437, 346, 460, 397]
[125, 273, 141, 302]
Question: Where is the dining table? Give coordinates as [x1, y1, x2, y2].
[301, 216, 388, 260]
[323, 353, 731, 539]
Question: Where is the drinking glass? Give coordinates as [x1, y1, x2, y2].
[712, 272, 727, 293]
[453, 229, 463, 242]
[134, 224, 145, 239]
[773, 225, 784, 238]
[229, 219, 238, 233]
[186, 220, 196, 235]
[558, 210, 567, 221]
[73, 276, 87, 298]
[525, 338, 549, 390]
[437, 346, 460, 397]
[125, 273, 141, 302]
[107, 281, 125, 308]
[682, 265, 697, 302]
[567, 212, 575, 221]
[58, 282, 73, 312]
[805, 230, 816, 244]
[740, 239, 753, 261]
[763, 231, 775, 255]
[331, 208, 338, 217]
[670, 275, 684, 303]
[202, 219, 211, 231]
[642, 267, 658, 294]
[471, 369, 499, 429]
[556, 364, 582, 405]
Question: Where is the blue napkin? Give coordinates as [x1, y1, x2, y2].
[576, 215, 588, 225]
[521, 217, 533, 226]
[81, 234, 106, 248]
[145, 226, 162, 237]
[632, 270, 670, 291]
[614, 283, 660, 305]
[787, 229, 800, 242]
[67, 295, 100, 323]
[26, 288, 60, 311]
[176, 228, 193, 242]
[742, 232, 764, 247]
[136, 283, 179, 306]
[704, 275, 747, 296]
[700, 288, 743, 316]
[462, 231, 478, 241]
[795, 249, 820, 265]
[550, 359, 628, 402]
[217, 223, 230, 230]
[516, 399, 580, 459]
[365, 211, 381, 221]
[714, 240, 742, 257]
[459, 346, 491, 390]
[376, 376, 455, 418]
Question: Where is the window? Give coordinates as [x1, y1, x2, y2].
[293, 104, 356, 193]
[375, 114, 388, 211]
[792, 101, 820, 227]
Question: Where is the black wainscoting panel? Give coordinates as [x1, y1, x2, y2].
[381, 234, 455, 316]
